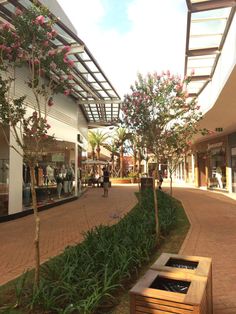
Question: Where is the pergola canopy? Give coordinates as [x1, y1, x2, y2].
[0, 0, 121, 127]
[185, 0, 236, 97]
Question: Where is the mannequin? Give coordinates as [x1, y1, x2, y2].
[66, 165, 75, 194]
[215, 166, 223, 189]
[61, 164, 68, 194]
[46, 165, 55, 184]
[56, 171, 63, 198]
[23, 163, 31, 206]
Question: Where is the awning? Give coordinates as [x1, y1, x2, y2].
[0, 0, 121, 127]
[82, 160, 109, 165]
[185, 0, 236, 97]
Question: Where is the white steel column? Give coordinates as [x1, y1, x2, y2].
[8, 130, 23, 214]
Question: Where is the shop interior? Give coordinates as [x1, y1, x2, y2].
[23, 139, 77, 209]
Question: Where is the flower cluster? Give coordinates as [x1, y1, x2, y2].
[0, 5, 75, 100]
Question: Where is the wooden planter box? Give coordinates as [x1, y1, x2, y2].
[110, 178, 131, 184]
[151, 253, 212, 278]
[140, 177, 153, 191]
[130, 269, 209, 314]
[150, 253, 213, 314]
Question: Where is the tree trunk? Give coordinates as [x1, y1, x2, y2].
[137, 149, 141, 174]
[29, 165, 40, 288]
[120, 146, 124, 178]
[111, 159, 115, 177]
[153, 166, 159, 238]
[170, 174, 173, 196]
[133, 150, 137, 172]
[96, 146, 100, 160]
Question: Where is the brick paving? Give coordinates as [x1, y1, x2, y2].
[171, 186, 236, 314]
[1, 183, 236, 313]
[0, 184, 138, 286]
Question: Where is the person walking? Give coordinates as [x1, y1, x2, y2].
[102, 167, 110, 197]
[158, 171, 163, 190]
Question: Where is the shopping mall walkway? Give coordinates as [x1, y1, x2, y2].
[0, 185, 138, 286]
[1, 183, 236, 313]
[170, 186, 236, 314]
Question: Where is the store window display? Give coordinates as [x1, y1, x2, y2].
[22, 140, 76, 209]
[208, 147, 226, 189]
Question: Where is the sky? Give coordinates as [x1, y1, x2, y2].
[57, 0, 187, 98]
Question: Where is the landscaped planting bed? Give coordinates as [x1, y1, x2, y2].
[0, 190, 180, 314]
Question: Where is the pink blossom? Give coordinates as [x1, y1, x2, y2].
[64, 89, 71, 96]
[67, 74, 73, 80]
[48, 49, 56, 56]
[48, 97, 54, 107]
[35, 15, 45, 25]
[2, 23, 11, 30]
[191, 69, 195, 76]
[15, 8, 23, 16]
[34, 58, 40, 65]
[50, 61, 57, 70]
[63, 56, 69, 63]
[68, 60, 74, 67]
[166, 70, 170, 77]
[62, 45, 71, 53]
[47, 32, 52, 40]
[43, 40, 49, 47]
[0, 44, 6, 50]
[51, 29, 57, 37]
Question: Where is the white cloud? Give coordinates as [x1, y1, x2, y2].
[57, 0, 187, 97]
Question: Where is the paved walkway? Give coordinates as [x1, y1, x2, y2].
[169, 185, 236, 314]
[0, 185, 138, 286]
[1, 183, 236, 313]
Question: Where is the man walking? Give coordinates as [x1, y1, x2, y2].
[102, 166, 110, 197]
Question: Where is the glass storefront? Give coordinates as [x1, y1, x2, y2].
[23, 139, 76, 209]
[231, 147, 236, 192]
[208, 147, 226, 189]
[0, 125, 9, 217]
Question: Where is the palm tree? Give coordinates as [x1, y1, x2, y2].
[104, 140, 119, 177]
[88, 132, 97, 160]
[114, 127, 129, 178]
[88, 130, 108, 160]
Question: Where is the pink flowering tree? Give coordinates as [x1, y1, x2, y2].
[0, 3, 74, 287]
[122, 71, 203, 236]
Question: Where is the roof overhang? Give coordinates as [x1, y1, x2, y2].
[185, 0, 236, 96]
[0, 0, 121, 127]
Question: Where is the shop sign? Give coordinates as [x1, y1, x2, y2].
[231, 147, 236, 156]
[207, 142, 223, 150]
[52, 153, 65, 162]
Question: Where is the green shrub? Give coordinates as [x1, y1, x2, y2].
[25, 189, 176, 313]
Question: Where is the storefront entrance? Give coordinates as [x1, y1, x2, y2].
[198, 156, 206, 187]
[231, 148, 236, 192]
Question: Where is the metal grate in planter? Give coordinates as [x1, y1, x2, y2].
[166, 258, 199, 270]
[150, 275, 190, 294]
